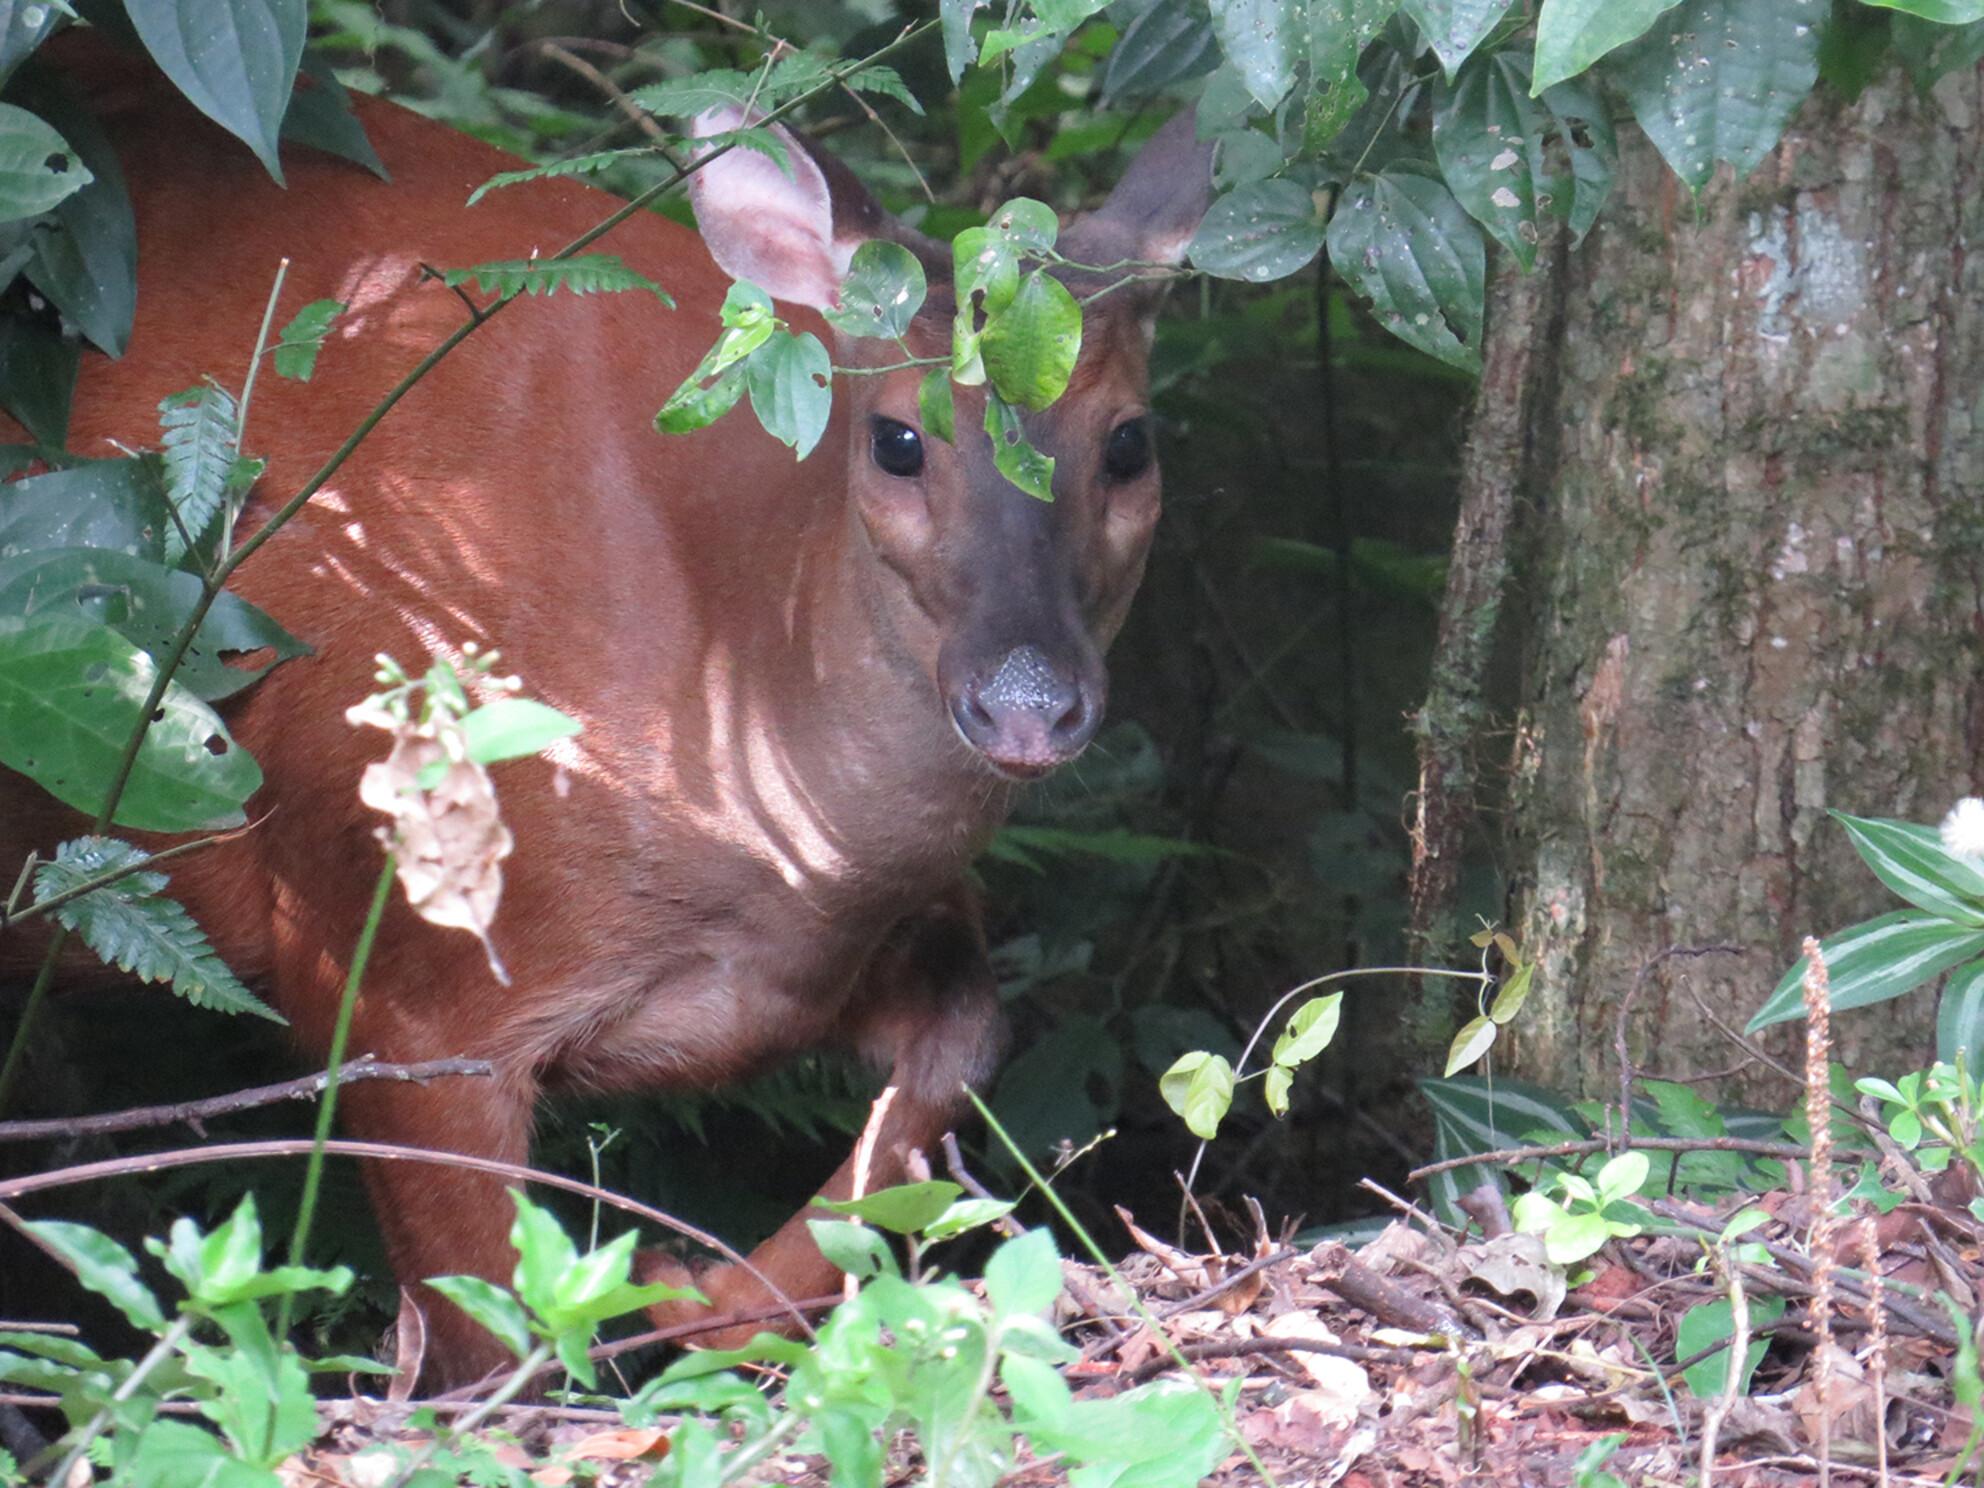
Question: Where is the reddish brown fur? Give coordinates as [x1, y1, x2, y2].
[0, 43, 1208, 1385]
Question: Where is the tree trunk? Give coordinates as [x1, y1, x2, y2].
[1450, 65, 1984, 1098]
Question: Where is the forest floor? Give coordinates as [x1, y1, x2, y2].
[256, 1177, 1980, 1488]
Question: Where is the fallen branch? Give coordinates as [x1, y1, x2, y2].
[0, 1057, 492, 1143]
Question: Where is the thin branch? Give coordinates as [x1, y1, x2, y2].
[2, 824, 252, 932]
[0, 1056, 491, 1143]
[1408, 1134, 1810, 1184]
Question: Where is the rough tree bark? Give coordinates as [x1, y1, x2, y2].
[1420, 64, 1984, 1098]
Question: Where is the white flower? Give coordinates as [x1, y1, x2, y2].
[1940, 797, 1984, 863]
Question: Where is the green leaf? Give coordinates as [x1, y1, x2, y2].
[0, 102, 90, 218]
[23, 1219, 167, 1330]
[1677, 1295, 1785, 1397]
[35, 836, 275, 1018]
[1433, 51, 1550, 269]
[983, 389, 1055, 501]
[439, 255, 671, 301]
[627, 68, 757, 117]
[1834, 812, 1984, 926]
[129, 1417, 279, 1488]
[0, 310, 78, 449]
[279, 50, 387, 179]
[1490, 961, 1533, 1023]
[0, 2, 62, 92]
[1213, 127, 1285, 189]
[1325, 169, 1484, 372]
[1212, 0, 1297, 108]
[1937, 957, 1984, 1063]
[1444, 1013, 1497, 1074]
[654, 361, 746, 435]
[1025, 1376, 1227, 1484]
[157, 383, 239, 563]
[0, 547, 309, 701]
[1864, 0, 1984, 18]
[1890, 15, 1984, 87]
[981, 269, 1082, 411]
[983, 1227, 1062, 1320]
[126, 0, 306, 182]
[1538, 75, 1616, 243]
[1750, 910, 1984, 1030]
[271, 298, 342, 381]
[818, 1181, 964, 1235]
[1609, 0, 1822, 194]
[1263, 1062, 1294, 1116]
[1301, 0, 1400, 146]
[842, 63, 924, 116]
[923, 1197, 1017, 1242]
[823, 240, 926, 341]
[1159, 1050, 1236, 1140]
[1102, 4, 1220, 104]
[466, 149, 651, 207]
[507, 1190, 579, 1319]
[942, 0, 989, 80]
[918, 366, 955, 444]
[1401, 0, 1516, 75]
[0, 615, 263, 831]
[459, 697, 581, 767]
[0, 457, 171, 560]
[1189, 177, 1325, 283]
[16, 75, 137, 358]
[1595, 1150, 1649, 1204]
[805, 1218, 898, 1279]
[746, 330, 832, 459]
[1532, 0, 1679, 92]
[1271, 992, 1343, 1067]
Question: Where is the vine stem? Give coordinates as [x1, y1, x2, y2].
[0, 14, 939, 1121]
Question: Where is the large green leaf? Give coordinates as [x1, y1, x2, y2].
[1299, 0, 1399, 147]
[1750, 910, 1984, 1030]
[1433, 51, 1549, 269]
[1211, 0, 1297, 107]
[1418, 1074, 1585, 1222]
[279, 49, 387, 179]
[0, 101, 89, 218]
[1189, 177, 1325, 281]
[1538, 75, 1616, 243]
[0, 613, 262, 831]
[1102, 2, 1220, 103]
[0, 548, 308, 700]
[1401, 0, 1515, 75]
[823, 240, 926, 342]
[1834, 812, 1984, 926]
[125, 0, 306, 182]
[17, 76, 138, 358]
[0, 310, 77, 448]
[981, 268, 1082, 411]
[1532, 0, 1678, 92]
[1325, 168, 1485, 371]
[1937, 958, 1984, 1064]
[1609, 0, 1822, 193]
[0, 457, 171, 559]
[1891, 16, 1984, 87]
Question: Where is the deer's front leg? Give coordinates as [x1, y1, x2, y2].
[641, 890, 1004, 1345]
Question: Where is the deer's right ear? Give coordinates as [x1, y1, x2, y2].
[689, 108, 854, 311]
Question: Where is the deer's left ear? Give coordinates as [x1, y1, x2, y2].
[1057, 110, 1215, 268]
[689, 108, 873, 310]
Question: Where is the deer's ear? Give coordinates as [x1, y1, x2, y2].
[1058, 110, 1215, 267]
[689, 109, 866, 310]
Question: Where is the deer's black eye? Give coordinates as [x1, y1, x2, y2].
[1103, 417, 1152, 482]
[871, 417, 924, 478]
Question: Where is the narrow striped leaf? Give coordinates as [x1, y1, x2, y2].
[1750, 910, 1984, 1031]
[1834, 811, 1984, 926]
[1937, 958, 1984, 1064]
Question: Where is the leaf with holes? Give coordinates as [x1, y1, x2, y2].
[1532, 0, 1678, 91]
[1300, 0, 1400, 147]
[158, 383, 238, 562]
[17, 78, 134, 358]
[1433, 51, 1550, 268]
[1189, 177, 1325, 283]
[824, 241, 926, 341]
[984, 390, 1055, 501]
[746, 330, 832, 459]
[1271, 992, 1343, 1068]
[1160, 1050, 1236, 1140]
[35, 836, 273, 1018]
[0, 547, 308, 701]
[0, 102, 90, 218]
[0, 458, 172, 561]
[1402, 0, 1516, 75]
[0, 614, 262, 832]
[982, 270, 1082, 411]
[1608, 0, 1821, 192]
[126, 0, 306, 181]
[1325, 169, 1485, 371]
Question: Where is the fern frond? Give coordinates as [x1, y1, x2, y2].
[466, 150, 659, 207]
[627, 69, 757, 118]
[156, 384, 240, 562]
[842, 64, 923, 116]
[438, 255, 673, 303]
[35, 837, 279, 1022]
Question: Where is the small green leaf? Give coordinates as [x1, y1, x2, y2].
[1531, 0, 1679, 92]
[1212, 0, 1297, 108]
[817, 1180, 964, 1235]
[923, 1197, 1018, 1242]
[460, 697, 582, 767]
[1160, 1050, 1236, 1140]
[0, 102, 90, 218]
[1489, 962, 1533, 1023]
[805, 1218, 898, 1279]
[981, 269, 1083, 411]
[1677, 1295, 1786, 1397]
[746, 330, 832, 459]
[280, 49, 387, 179]
[425, 1276, 534, 1360]
[918, 366, 956, 444]
[158, 383, 240, 563]
[984, 1226, 1062, 1319]
[1301, 0, 1399, 146]
[508, 1191, 579, 1319]
[1189, 178, 1325, 283]
[984, 390, 1055, 501]
[466, 150, 651, 207]
[1595, 1150, 1649, 1204]
[1271, 992, 1343, 1067]
[1325, 169, 1484, 372]
[438, 255, 671, 301]
[1444, 1013, 1497, 1075]
[126, 0, 306, 181]
[1401, 0, 1517, 75]
[954, 227, 1021, 314]
[272, 299, 343, 381]
[655, 361, 746, 435]
[627, 68, 757, 117]
[824, 240, 927, 341]
[23, 1220, 166, 1330]
[1263, 1062, 1294, 1117]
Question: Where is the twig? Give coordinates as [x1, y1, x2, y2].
[1804, 935, 1837, 1488]
[1407, 1133, 1809, 1185]
[0, 1057, 491, 1143]
[1861, 1218, 1889, 1488]
[1698, 1240, 1750, 1485]
[1615, 945, 1744, 1144]
[534, 39, 681, 155]
[1, 827, 247, 932]
[1117, 1332, 1439, 1385]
